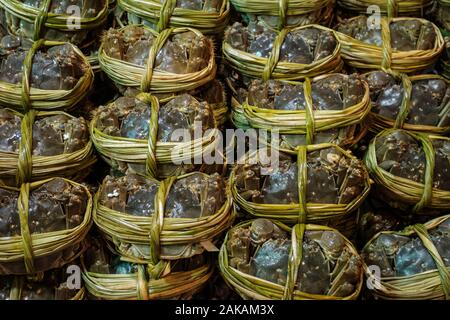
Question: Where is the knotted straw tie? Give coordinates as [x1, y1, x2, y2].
[381, 0, 397, 69]
[303, 78, 316, 145]
[262, 28, 290, 81]
[157, 0, 177, 32]
[406, 224, 450, 299]
[33, 0, 52, 40]
[393, 73, 413, 129]
[381, 18, 393, 71]
[17, 183, 36, 274]
[281, 146, 308, 299]
[134, 93, 160, 179]
[135, 176, 176, 299]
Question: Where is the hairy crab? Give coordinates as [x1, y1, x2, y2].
[225, 219, 362, 297]
[0, 35, 88, 90]
[364, 71, 450, 131]
[237, 73, 368, 148]
[0, 109, 89, 156]
[102, 26, 211, 74]
[0, 0, 107, 46]
[93, 93, 219, 177]
[0, 178, 87, 238]
[337, 16, 437, 51]
[234, 148, 368, 206]
[362, 217, 449, 278]
[225, 21, 337, 64]
[96, 172, 229, 260]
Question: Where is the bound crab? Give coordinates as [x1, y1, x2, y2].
[0, 178, 91, 275]
[366, 129, 450, 214]
[230, 73, 369, 149]
[94, 171, 233, 262]
[0, 35, 88, 91]
[81, 237, 212, 300]
[363, 71, 450, 134]
[92, 93, 222, 178]
[226, 21, 337, 64]
[231, 146, 371, 232]
[361, 215, 449, 299]
[102, 26, 211, 74]
[0, 0, 108, 46]
[221, 219, 363, 299]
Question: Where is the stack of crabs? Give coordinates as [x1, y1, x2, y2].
[0, 0, 449, 300]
